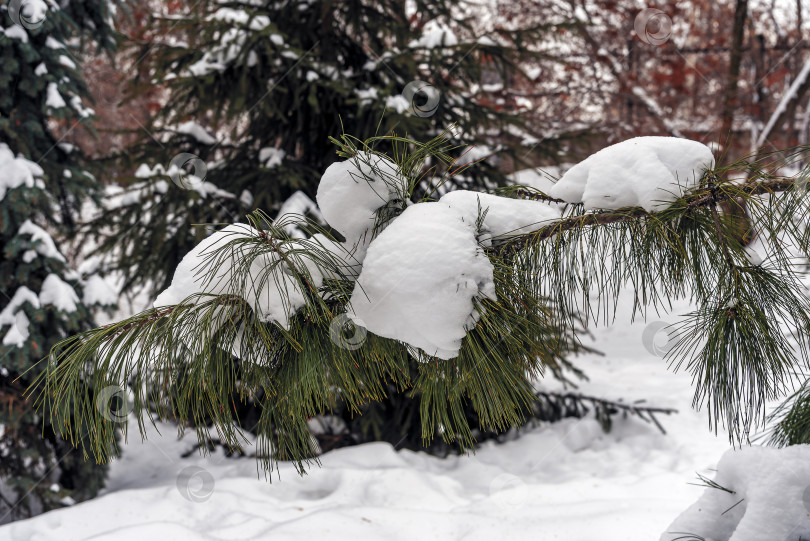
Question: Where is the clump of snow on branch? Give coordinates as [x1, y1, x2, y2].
[315, 151, 408, 241]
[408, 20, 458, 49]
[39, 274, 79, 313]
[154, 136, 715, 360]
[348, 202, 495, 360]
[154, 224, 293, 329]
[0, 287, 40, 347]
[440, 190, 561, 239]
[154, 224, 355, 331]
[0, 144, 44, 201]
[549, 136, 715, 212]
[660, 445, 810, 541]
[274, 190, 322, 239]
[259, 147, 285, 169]
[19, 221, 66, 263]
[174, 121, 216, 145]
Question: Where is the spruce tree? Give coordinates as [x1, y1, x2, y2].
[0, 0, 119, 521]
[93, 0, 579, 297]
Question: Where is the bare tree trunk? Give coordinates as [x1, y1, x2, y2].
[718, 0, 754, 245]
[719, 0, 748, 141]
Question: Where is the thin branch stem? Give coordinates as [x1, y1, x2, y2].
[500, 176, 798, 256]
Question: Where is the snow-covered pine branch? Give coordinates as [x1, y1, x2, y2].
[28, 133, 810, 472]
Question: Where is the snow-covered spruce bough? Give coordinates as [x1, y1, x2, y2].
[26, 133, 810, 473]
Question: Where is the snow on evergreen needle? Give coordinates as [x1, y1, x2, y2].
[28, 133, 810, 474]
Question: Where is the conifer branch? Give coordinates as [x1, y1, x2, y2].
[500, 174, 800, 256]
[25, 134, 810, 470]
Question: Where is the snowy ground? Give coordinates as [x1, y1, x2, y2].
[1, 297, 736, 541]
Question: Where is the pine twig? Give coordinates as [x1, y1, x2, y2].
[500, 175, 798, 257]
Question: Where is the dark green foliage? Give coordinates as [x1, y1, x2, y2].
[0, 0, 120, 522]
[30, 137, 810, 474]
[770, 385, 810, 446]
[509, 147, 810, 444]
[77, 2, 597, 461]
[93, 0, 582, 297]
[31, 135, 590, 475]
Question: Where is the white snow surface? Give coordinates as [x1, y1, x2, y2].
[81, 275, 118, 306]
[2, 311, 30, 347]
[549, 137, 715, 212]
[45, 83, 67, 109]
[154, 224, 352, 331]
[384, 95, 411, 114]
[408, 20, 459, 49]
[39, 274, 79, 313]
[258, 147, 285, 168]
[440, 190, 561, 239]
[660, 445, 810, 541]
[315, 152, 407, 241]
[154, 223, 300, 330]
[0, 286, 40, 347]
[2, 24, 29, 43]
[176, 121, 217, 145]
[348, 202, 495, 360]
[274, 190, 321, 239]
[0, 144, 42, 201]
[0, 293, 739, 540]
[0, 286, 40, 326]
[19, 220, 66, 262]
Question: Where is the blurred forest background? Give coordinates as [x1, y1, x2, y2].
[76, 0, 810, 299]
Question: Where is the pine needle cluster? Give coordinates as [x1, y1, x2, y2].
[26, 135, 810, 473]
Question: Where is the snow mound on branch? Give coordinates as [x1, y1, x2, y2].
[175, 121, 216, 145]
[0, 287, 40, 347]
[549, 137, 715, 212]
[82, 275, 118, 306]
[275, 190, 322, 239]
[39, 274, 79, 313]
[440, 190, 561, 239]
[155, 224, 304, 329]
[0, 144, 42, 201]
[155, 224, 360, 331]
[19, 220, 66, 262]
[316, 152, 407, 240]
[660, 445, 810, 541]
[259, 147, 285, 168]
[348, 202, 495, 360]
[409, 20, 458, 49]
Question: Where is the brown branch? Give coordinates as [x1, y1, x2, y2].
[719, 0, 749, 140]
[498, 176, 798, 256]
[99, 295, 244, 343]
[514, 188, 566, 204]
[104, 306, 177, 336]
